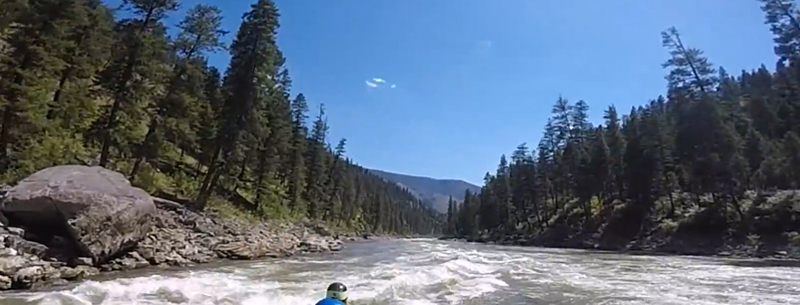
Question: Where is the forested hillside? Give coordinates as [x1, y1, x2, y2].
[368, 169, 481, 213]
[0, 0, 440, 235]
[446, 0, 800, 256]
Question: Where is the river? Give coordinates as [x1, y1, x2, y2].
[1, 238, 799, 304]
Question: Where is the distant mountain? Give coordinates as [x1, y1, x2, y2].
[367, 169, 481, 213]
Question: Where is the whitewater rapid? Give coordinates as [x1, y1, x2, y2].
[1, 239, 799, 304]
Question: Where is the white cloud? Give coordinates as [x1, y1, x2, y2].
[366, 77, 394, 88]
[475, 40, 493, 58]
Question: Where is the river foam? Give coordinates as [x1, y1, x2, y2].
[1, 239, 799, 305]
[2, 240, 509, 305]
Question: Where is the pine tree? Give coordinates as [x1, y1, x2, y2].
[287, 93, 309, 214]
[510, 143, 535, 228]
[588, 127, 610, 204]
[0, 0, 443, 236]
[0, 0, 25, 34]
[661, 26, 718, 98]
[603, 105, 626, 199]
[782, 131, 800, 188]
[49, 0, 114, 130]
[759, 0, 800, 63]
[130, 4, 227, 179]
[196, 0, 280, 208]
[96, 0, 178, 167]
[195, 65, 224, 172]
[0, 0, 85, 172]
[305, 104, 330, 219]
[446, 196, 456, 235]
[461, 13, 800, 246]
[324, 138, 348, 221]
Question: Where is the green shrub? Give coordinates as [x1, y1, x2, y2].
[784, 231, 800, 247]
[746, 234, 761, 247]
[658, 218, 679, 235]
[206, 196, 260, 223]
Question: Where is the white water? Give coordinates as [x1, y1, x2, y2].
[1, 239, 799, 304]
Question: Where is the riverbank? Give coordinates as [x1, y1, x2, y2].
[0, 199, 350, 291]
[440, 234, 800, 261]
[0, 165, 356, 291]
[442, 190, 800, 261]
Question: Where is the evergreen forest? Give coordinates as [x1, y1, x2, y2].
[0, 0, 441, 235]
[446, 0, 800, 255]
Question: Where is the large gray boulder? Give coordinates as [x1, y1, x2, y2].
[1, 165, 156, 264]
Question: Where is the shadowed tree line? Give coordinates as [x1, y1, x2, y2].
[0, 0, 441, 235]
[446, 0, 800, 255]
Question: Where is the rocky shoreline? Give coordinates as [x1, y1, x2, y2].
[442, 190, 800, 263]
[0, 197, 348, 291]
[0, 165, 350, 291]
[438, 234, 800, 262]
[0, 199, 349, 291]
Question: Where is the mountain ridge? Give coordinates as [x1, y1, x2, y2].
[367, 169, 481, 213]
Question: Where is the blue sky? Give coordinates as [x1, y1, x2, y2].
[111, 0, 778, 186]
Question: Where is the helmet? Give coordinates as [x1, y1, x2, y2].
[326, 282, 348, 302]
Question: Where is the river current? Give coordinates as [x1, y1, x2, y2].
[1, 238, 799, 304]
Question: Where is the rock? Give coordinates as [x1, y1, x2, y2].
[75, 257, 92, 266]
[311, 224, 333, 236]
[0, 184, 10, 197]
[153, 287, 190, 304]
[328, 240, 343, 252]
[106, 251, 150, 271]
[42, 263, 62, 281]
[0, 275, 10, 289]
[0, 248, 17, 257]
[0, 185, 9, 227]
[59, 265, 98, 280]
[163, 252, 191, 266]
[7, 227, 23, 236]
[2, 165, 156, 264]
[0, 170, 350, 291]
[0, 255, 29, 276]
[8, 263, 61, 289]
[214, 240, 276, 260]
[13, 266, 44, 288]
[152, 197, 185, 211]
[3, 234, 48, 258]
[299, 237, 331, 253]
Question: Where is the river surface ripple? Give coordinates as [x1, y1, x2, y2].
[1, 238, 799, 304]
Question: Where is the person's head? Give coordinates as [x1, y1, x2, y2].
[326, 282, 348, 304]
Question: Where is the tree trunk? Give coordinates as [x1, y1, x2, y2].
[196, 145, 222, 209]
[129, 116, 158, 179]
[99, 7, 155, 167]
